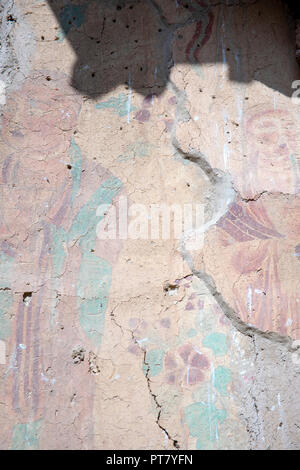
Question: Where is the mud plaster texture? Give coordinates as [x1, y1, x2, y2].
[0, 0, 300, 450]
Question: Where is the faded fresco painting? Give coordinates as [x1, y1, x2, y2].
[0, 71, 124, 448]
[0, 0, 300, 451]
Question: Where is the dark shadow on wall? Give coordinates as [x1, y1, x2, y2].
[46, 0, 300, 98]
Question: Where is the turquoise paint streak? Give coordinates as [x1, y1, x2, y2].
[77, 253, 111, 346]
[69, 176, 123, 345]
[70, 137, 82, 204]
[0, 289, 13, 341]
[68, 176, 122, 251]
[50, 226, 67, 278]
[96, 93, 137, 117]
[49, 171, 122, 345]
[202, 332, 228, 357]
[47, 120, 123, 345]
[142, 348, 165, 377]
[184, 402, 227, 449]
[117, 141, 154, 162]
[214, 366, 232, 397]
[0, 253, 14, 340]
[11, 420, 43, 450]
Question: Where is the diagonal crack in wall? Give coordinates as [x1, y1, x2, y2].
[169, 76, 298, 353]
[130, 331, 180, 449]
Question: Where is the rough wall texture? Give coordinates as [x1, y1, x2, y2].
[1, 0, 300, 450]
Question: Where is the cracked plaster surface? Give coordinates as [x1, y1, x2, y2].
[0, 0, 300, 450]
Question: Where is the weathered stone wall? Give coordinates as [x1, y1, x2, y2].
[1, 0, 300, 450]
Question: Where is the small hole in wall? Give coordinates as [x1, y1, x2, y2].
[46, 76, 51, 81]
[163, 282, 179, 296]
[67, 164, 72, 170]
[91, 72, 95, 77]
[23, 292, 32, 306]
[7, 15, 17, 22]
[41, 36, 45, 40]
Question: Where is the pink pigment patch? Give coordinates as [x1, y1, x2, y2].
[164, 119, 174, 132]
[188, 293, 197, 301]
[161, 317, 171, 328]
[190, 352, 209, 369]
[135, 109, 150, 122]
[186, 367, 204, 385]
[128, 344, 140, 355]
[165, 353, 177, 369]
[166, 373, 176, 385]
[128, 318, 139, 329]
[185, 302, 194, 311]
[178, 344, 193, 364]
[168, 96, 177, 106]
